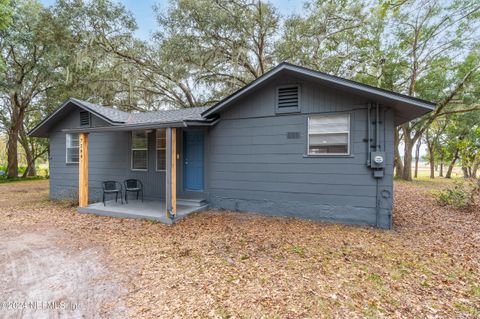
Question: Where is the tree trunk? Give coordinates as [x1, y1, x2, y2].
[439, 154, 444, 177]
[19, 127, 36, 177]
[6, 127, 19, 178]
[394, 128, 404, 178]
[414, 140, 421, 178]
[401, 132, 414, 181]
[445, 153, 458, 179]
[473, 162, 479, 179]
[462, 166, 469, 178]
[22, 151, 36, 178]
[6, 97, 26, 178]
[428, 143, 435, 179]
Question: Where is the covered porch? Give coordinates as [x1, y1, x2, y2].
[73, 124, 209, 224]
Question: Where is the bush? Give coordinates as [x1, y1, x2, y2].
[434, 180, 479, 208]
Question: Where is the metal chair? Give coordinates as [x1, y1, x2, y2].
[124, 179, 144, 203]
[102, 181, 123, 206]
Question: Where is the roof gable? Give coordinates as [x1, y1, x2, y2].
[201, 62, 435, 124]
[28, 99, 128, 137]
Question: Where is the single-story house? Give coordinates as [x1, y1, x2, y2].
[28, 62, 434, 228]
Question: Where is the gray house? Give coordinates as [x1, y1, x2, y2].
[29, 63, 434, 228]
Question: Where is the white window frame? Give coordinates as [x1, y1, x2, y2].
[131, 131, 148, 171]
[156, 129, 167, 172]
[65, 133, 79, 164]
[307, 114, 351, 156]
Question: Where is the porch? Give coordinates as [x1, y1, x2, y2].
[72, 125, 208, 224]
[78, 197, 208, 224]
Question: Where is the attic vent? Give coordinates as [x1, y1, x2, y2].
[276, 85, 300, 112]
[287, 132, 301, 139]
[79, 111, 91, 127]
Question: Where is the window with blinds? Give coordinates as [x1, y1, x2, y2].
[131, 131, 148, 170]
[308, 114, 350, 155]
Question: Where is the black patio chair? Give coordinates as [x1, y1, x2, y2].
[102, 181, 123, 206]
[124, 179, 144, 203]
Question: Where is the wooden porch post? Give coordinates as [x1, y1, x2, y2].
[166, 128, 177, 218]
[79, 132, 89, 207]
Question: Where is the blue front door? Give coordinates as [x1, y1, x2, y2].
[184, 131, 204, 191]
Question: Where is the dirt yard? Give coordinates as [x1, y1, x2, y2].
[0, 179, 478, 318]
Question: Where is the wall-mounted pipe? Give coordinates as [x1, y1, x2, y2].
[375, 102, 380, 227]
[367, 102, 371, 166]
[376, 102, 380, 152]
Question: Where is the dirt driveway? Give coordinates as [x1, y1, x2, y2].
[0, 179, 479, 318]
[0, 181, 126, 319]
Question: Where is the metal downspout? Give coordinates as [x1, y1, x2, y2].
[367, 103, 371, 166]
[375, 102, 380, 228]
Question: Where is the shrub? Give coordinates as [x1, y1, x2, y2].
[434, 179, 479, 208]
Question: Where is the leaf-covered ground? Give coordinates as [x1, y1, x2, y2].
[0, 179, 478, 318]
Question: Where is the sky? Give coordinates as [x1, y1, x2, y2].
[39, 0, 305, 40]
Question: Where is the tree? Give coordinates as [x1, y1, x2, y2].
[0, 0, 139, 178]
[437, 112, 480, 179]
[424, 118, 448, 179]
[101, 0, 281, 109]
[414, 139, 422, 178]
[277, 0, 378, 78]
[0, 0, 59, 178]
[386, 0, 480, 180]
[0, 0, 12, 30]
[0, 0, 13, 70]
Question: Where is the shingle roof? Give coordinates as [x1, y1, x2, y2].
[28, 98, 213, 137]
[72, 98, 209, 125]
[128, 106, 210, 124]
[71, 98, 131, 123]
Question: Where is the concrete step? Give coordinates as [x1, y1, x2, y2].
[177, 198, 208, 207]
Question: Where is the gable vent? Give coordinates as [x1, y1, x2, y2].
[277, 85, 299, 110]
[79, 111, 91, 127]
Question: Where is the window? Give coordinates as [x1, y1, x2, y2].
[308, 114, 350, 155]
[276, 85, 300, 113]
[156, 129, 166, 171]
[66, 133, 79, 163]
[131, 131, 148, 170]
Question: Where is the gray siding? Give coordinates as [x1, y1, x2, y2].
[47, 74, 395, 229]
[49, 108, 168, 202]
[205, 75, 394, 228]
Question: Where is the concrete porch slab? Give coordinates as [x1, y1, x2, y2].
[77, 199, 208, 224]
